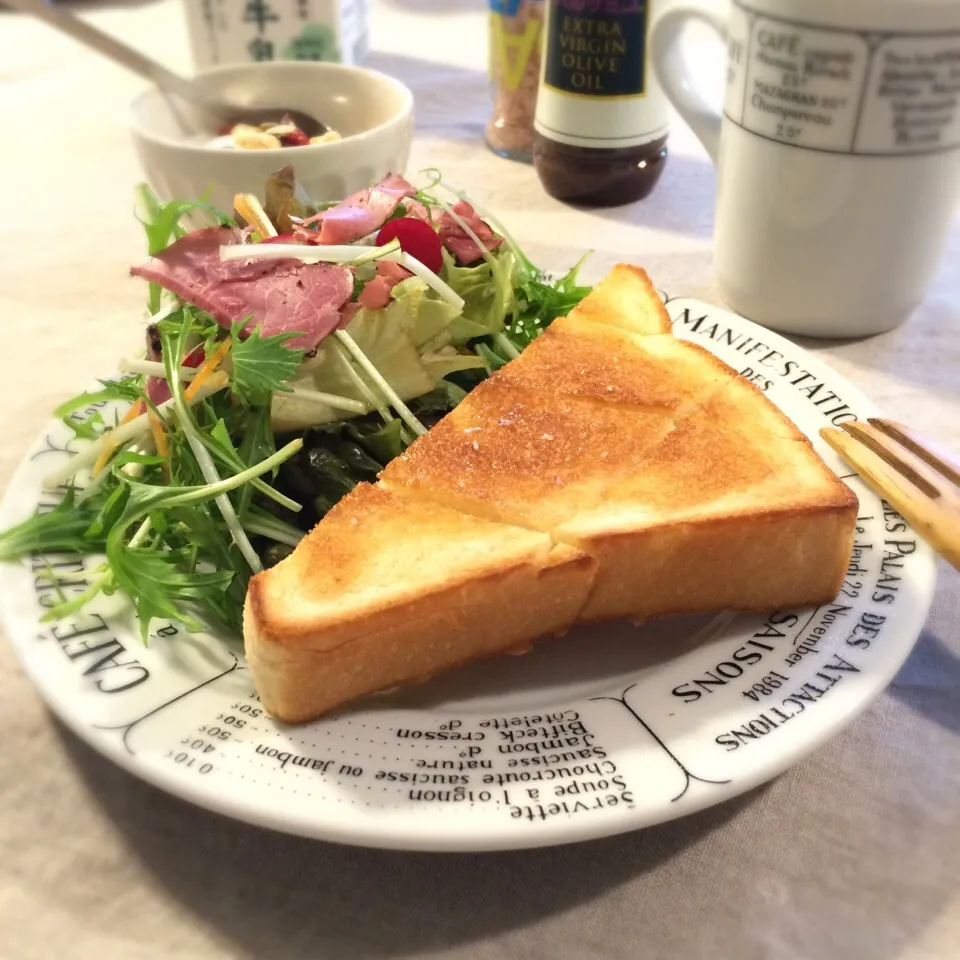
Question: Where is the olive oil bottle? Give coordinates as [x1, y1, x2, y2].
[533, 0, 669, 206]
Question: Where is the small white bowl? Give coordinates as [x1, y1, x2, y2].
[130, 61, 414, 212]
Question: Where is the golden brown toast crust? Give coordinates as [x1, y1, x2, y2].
[575, 502, 857, 622]
[246, 537, 597, 721]
[243, 265, 858, 723]
[567, 264, 672, 336]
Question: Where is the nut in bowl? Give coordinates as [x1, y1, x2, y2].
[130, 61, 413, 212]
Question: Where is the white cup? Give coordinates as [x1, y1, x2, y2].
[650, 0, 960, 338]
[182, 0, 369, 69]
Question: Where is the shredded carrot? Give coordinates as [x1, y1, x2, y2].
[148, 410, 170, 480]
[92, 398, 144, 476]
[185, 339, 232, 402]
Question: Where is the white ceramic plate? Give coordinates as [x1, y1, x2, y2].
[0, 297, 937, 852]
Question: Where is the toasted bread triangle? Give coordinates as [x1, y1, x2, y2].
[244, 266, 857, 722]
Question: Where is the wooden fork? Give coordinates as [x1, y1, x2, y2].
[821, 418, 960, 570]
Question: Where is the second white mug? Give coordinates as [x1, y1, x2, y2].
[650, 0, 960, 338]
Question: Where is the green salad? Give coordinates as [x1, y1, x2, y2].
[0, 168, 592, 639]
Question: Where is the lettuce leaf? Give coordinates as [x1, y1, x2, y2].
[272, 276, 490, 431]
[441, 248, 516, 338]
[273, 306, 434, 431]
[422, 352, 487, 380]
[386, 277, 461, 349]
[346, 308, 435, 399]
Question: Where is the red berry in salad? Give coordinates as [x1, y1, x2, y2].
[376, 217, 443, 274]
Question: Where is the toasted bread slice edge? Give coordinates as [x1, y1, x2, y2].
[245, 541, 597, 722]
[569, 264, 672, 336]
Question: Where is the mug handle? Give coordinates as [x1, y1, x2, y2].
[650, 2, 728, 164]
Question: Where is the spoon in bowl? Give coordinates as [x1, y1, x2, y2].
[8, 0, 327, 137]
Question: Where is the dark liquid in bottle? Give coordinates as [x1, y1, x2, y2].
[533, 134, 668, 207]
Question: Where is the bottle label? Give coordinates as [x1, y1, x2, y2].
[534, 0, 668, 148]
[543, 0, 646, 98]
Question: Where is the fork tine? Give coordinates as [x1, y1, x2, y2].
[839, 422, 940, 498]
[821, 423, 960, 571]
[867, 418, 960, 487]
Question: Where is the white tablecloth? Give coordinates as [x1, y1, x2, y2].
[1, 2, 958, 958]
